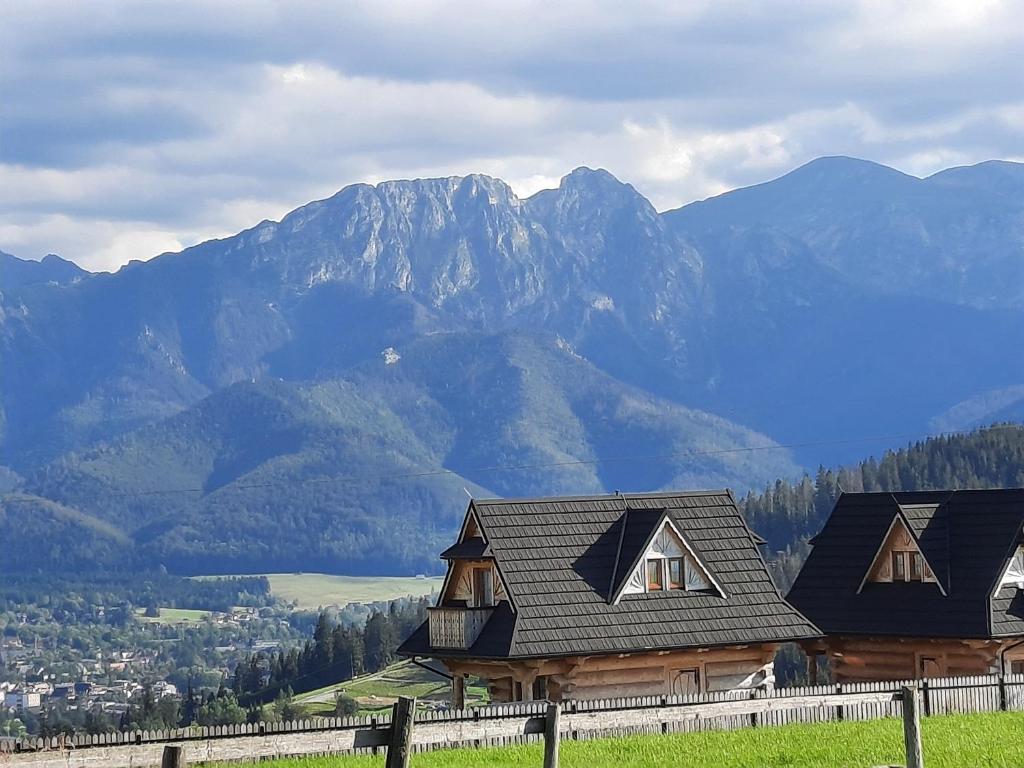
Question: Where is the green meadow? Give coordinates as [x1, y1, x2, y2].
[219, 711, 1024, 768]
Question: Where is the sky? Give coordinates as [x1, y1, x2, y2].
[3, 0, 1024, 273]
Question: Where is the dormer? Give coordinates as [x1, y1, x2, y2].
[429, 504, 508, 650]
[858, 510, 945, 593]
[609, 508, 724, 604]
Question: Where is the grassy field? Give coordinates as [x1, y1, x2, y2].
[294, 660, 487, 717]
[262, 574, 442, 608]
[219, 711, 1024, 768]
[135, 607, 212, 624]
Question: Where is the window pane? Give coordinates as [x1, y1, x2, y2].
[647, 559, 663, 590]
[910, 553, 923, 582]
[668, 558, 683, 589]
[892, 551, 906, 581]
[474, 568, 494, 607]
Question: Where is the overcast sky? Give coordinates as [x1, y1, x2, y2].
[3, 0, 1023, 272]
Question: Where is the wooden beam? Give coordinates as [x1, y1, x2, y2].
[901, 686, 924, 768]
[452, 674, 465, 709]
[386, 696, 415, 768]
[543, 703, 560, 768]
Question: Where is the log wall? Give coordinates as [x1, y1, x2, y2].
[815, 636, 1024, 683]
[445, 645, 777, 703]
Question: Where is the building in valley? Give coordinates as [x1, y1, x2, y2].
[398, 491, 820, 704]
[788, 489, 1024, 682]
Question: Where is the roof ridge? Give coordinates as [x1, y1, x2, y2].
[473, 489, 729, 505]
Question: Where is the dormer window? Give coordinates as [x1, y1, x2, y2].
[647, 560, 664, 591]
[910, 552, 924, 581]
[892, 551, 906, 581]
[668, 558, 684, 590]
[472, 567, 495, 607]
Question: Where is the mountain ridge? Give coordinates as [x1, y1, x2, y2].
[2, 157, 1023, 575]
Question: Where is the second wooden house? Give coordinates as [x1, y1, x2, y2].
[788, 489, 1024, 682]
[399, 490, 820, 704]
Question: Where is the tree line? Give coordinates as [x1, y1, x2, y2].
[232, 599, 429, 705]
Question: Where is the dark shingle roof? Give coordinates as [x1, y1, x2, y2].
[787, 489, 1024, 639]
[400, 490, 819, 660]
[440, 537, 490, 560]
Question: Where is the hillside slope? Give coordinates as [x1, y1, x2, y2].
[14, 334, 796, 574]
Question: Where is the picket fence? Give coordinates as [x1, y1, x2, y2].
[0, 673, 1021, 767]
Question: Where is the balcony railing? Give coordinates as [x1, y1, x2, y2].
[428, 606, 494, 650]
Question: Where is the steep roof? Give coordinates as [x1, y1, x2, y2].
[399, 490, 819, 660]
[787, 489, 1024, 639]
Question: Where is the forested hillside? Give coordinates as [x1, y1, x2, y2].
[743, 424, 1024, 588]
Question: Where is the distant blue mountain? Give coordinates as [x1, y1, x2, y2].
[2, 158, 1022, 574]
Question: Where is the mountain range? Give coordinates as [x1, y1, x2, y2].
[2, 156, 1023, 575]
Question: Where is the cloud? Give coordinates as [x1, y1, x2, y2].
[3, 0, 1024, 267]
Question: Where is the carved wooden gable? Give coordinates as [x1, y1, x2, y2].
[448, 560, 507, 604]
[863, 515, 937, 587]
[999, 546, 1024, 590]
[620, 519, 719, 597]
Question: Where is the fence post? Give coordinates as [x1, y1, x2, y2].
[748, 688, 758, 728]
[921, 679, 930, 717]
[901, 685, 924, 768]
[544, 702, 560, 768]
[161, 745, 186, 768]
[998, 673, 1007, 712]
[386, 696, 416, 768]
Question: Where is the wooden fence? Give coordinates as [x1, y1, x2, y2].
[1, 673, 1021, 768]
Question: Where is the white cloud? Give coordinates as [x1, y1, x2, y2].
[3, 0, 1024, 267]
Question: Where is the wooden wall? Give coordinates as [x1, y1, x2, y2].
[444, 645, 778, 703]
[816, 636, 1009, 682]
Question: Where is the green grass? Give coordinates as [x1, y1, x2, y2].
[261, 574, 442, 608]
[135, 607, 212, 624]
[293, 660, 487, 718]
[219, 711, 1024, 768]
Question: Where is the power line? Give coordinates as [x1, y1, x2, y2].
[26, 423, 1022, 499]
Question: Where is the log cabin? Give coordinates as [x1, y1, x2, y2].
[788, 489, 1024, 683]
[398, 490, 820, 704]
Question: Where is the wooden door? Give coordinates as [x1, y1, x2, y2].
[473, 567, 494, 607]
[671, 668, 699, 696]
[918, 656, 941, 678]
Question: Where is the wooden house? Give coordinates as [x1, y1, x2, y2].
[398, 491, 820, 704]
[788, 489, 1024, 682]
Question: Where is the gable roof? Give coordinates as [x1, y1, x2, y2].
[787, 489, 1024, 639]
[399, 490, 819, 660]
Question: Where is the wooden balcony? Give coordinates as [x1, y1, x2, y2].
[428, 606, 494, 650]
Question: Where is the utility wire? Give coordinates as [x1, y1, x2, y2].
[17, 423, 1021, 499]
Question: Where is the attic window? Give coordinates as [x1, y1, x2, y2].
[647, 560, 664, 591]
[668, 558, 684, 589]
